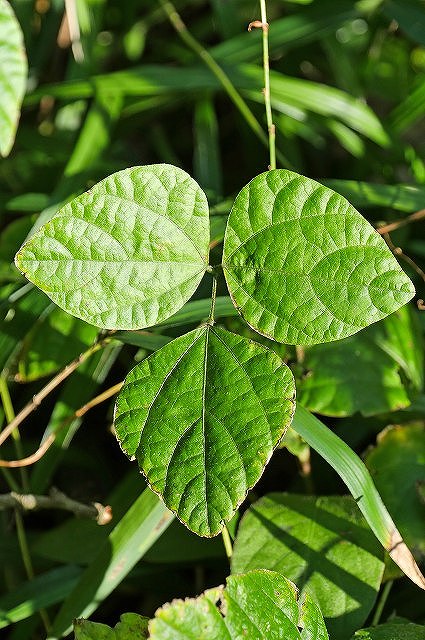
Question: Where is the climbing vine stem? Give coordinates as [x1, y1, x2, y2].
[260, 0, 276, 169]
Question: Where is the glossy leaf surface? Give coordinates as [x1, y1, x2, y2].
[149, 570, 329, 639]
[231, 494, 384, 639]
[114, 326, 295, 536]
[15, 165, 210, 330]
[0, 0, 27, 157]
[223, 170, 415, 345]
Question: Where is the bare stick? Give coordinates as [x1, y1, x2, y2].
[158, 0, 289, 166]
[0, 339, 108, 449]
[0, 382, 123, 468]
[377, 208, 425, 235]
[383, 233, 425, 284]
[249, 1, 276, 169]
[1, 488, 112, 524]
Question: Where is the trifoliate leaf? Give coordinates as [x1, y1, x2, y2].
[114, 326, 295, 536]
[15, 165, 209, 330]
[223, 170, 415, 345]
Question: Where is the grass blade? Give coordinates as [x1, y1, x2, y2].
[48, 488, 173, 638]
[292, 405, 425, 590]
[0, 566, 81, 629]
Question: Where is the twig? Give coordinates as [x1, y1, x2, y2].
[0, 339, 108, 449]
[158, 0, 287, 165]
[0, 488, 112, 525]
[249, 1, 276, 169]
[0, 382, 123, 468]
[383, 232, 425, 284]
[377, 208, 425, 235]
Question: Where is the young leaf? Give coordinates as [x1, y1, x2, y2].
[14, 165, 210, 330]
[223, 170, 415, 346]
[114, 326, 296, 536]
[74, 613, 149, 639]
[231, 494, 385, 640]
[149, 570, 329, 639]
[0, 0, 27, 157]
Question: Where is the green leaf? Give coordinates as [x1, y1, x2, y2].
[351, 622, 425, 639]
[0, 0, 27, 157]
[194, 95, 223, 201]
[390, 75, 425, 134]
[114, 325, 295, 536]
[50, 488, 173, 638]
[25, 64, 389, 146]
[223, 170, 415, 346]
[365, 424, 425, 556]
[149, 570, 329, 640]
[210, 0, 357, 65]
[14, 164, 210, 330]
[231, 494, 385, 639]
[383, 0, 425, 46]
[74, 613, 149, 640]
[324, 180, 425, 213]
[0, 566, 81, 629]
[298, 306, 422, 417]
[292, 406, 425, 590]
[16, 306, 99, 382]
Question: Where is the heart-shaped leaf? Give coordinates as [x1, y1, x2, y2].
[114, 326, 295, 536]
[223, 170, 415, 345]
[149, 570, 329, 639]
[15, 165, 210, 330]
[0, 0, 27, 157]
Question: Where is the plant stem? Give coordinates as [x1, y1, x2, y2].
[208, 275, 218, 324]
[0, 381, 123, 468]
[377, 208, 425, 235]
[372, 580, 393, 626]
[0, 376, 29, 491]
[1, 489, 112, 524]
[15, 508, 51, 633]
[222, 525, 233, 559]
[0, 339, 108, 449]
[259, 0, 276, 169]
[158, 0, 269, 150]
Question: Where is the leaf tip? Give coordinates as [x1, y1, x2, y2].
[388, 528, 425, 590]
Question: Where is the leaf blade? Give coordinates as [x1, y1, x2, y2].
[149, 570, 329, 640]
[223, 170, 415, 346]
[0, 0, 27, 156]
[114, 326, 296, 536]
[15, 164, 210, 330]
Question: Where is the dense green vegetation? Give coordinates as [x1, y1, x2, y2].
[0, 1, 425, 638]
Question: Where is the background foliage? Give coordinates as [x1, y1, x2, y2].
[1, 0, 425, 638]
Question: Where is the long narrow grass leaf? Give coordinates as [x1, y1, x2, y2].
[292, 405, 425, 590]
